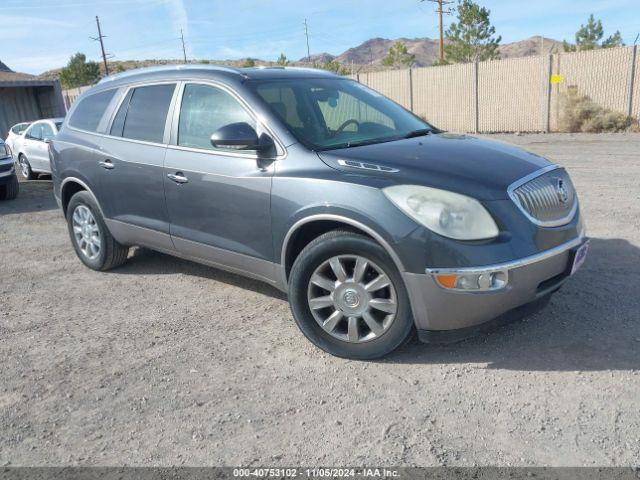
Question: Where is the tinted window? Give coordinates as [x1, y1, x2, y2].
[41, 123, 54, 139]
[110, 89, 133, 137]
[26, 124, 43, 140]
[12, 123, 29, 134]
[68, 89, 117, 132]
[118, 84, 175, 143]
[178, 84, 255, 150]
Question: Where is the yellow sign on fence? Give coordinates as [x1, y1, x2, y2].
[550, 74, 564, 84]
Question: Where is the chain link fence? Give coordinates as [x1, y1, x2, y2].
[351, 45, 639, 133]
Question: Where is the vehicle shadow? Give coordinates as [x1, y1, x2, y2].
[116, 246, 288, 301]
[385, 237, 640, 372]
[0, 176, 57, 215]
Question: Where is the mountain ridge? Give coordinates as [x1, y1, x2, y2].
[35, 35, 565, 81]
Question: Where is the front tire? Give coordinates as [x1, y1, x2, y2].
[66, 191, 129, 271]
[0, 174, 19, 200]
[18, 154, 37, 180]
[288, 230, 414, 359]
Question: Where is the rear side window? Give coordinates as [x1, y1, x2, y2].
[110, 84, 175, 143]
[68, 89, 116, 132]
[12, 123, 29, 134]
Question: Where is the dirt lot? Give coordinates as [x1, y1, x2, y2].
[0, 133, 639, 467]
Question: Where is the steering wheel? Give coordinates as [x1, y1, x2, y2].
[331, 119, 360, 137]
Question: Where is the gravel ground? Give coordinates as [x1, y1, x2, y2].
[0, 133, 639, 467]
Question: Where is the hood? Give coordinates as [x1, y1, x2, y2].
[317, 133, 552, 200]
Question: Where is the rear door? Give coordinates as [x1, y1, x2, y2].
[96, 83, 178, 250]
[163, 82, 276, 282]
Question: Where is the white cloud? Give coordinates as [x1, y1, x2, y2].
[3, 53, 74, 74]
[0, 16, 73, 41]
[160, 0, 192, 58]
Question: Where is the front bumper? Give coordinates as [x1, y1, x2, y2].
[404, 235, 588, 340]
[0, 158, 16, 183]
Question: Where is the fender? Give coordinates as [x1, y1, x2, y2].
[60, 176, 104, 217]
[280, 213, 408, 289]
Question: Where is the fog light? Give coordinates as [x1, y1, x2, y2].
[456, 274, 479, 290]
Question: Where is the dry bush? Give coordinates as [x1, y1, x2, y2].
[558, 86, 635, 133]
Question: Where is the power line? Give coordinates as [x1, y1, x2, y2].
[422, 0, 453, 61]
[180, 28, 187, 63]
[90, 15, 111, 76]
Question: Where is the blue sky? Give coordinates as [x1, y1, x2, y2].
[2, 0, 639, 74]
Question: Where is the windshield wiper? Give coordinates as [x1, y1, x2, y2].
[403, 128, 433, 139]
[317, 136, 401, 151]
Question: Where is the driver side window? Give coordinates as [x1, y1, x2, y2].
[41, 123, 54, 140]
[26, 124, 43, 140]
[178, 84, 255, 151]
[317, 90, 394, 132]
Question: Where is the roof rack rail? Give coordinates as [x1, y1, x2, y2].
[98, 64, 244, 84]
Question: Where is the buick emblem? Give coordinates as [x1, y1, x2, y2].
[343, 290, 360, 308]
[555, 178, 569, 204]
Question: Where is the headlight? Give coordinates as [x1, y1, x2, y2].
[383, 185, 499, 240]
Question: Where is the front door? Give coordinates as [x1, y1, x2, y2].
[96, 83, 177, 251]
[23, 123, 47, 171]
[163, 82, 276, 283]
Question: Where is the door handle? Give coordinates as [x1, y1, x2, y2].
[99, 159, 114, 170]
[167, 172, 188, 184]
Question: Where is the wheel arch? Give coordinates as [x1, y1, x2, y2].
[60, 177, 103, 217]
[280, 214, 406, 288]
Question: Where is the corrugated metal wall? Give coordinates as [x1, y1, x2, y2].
[0, 83, 65, 138]
[0, 87, 42, 138]
[352, 46, 638, 133]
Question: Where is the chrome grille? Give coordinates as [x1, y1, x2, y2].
[509, 167, 577, 227]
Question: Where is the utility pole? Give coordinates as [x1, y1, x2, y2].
[304, 18, 311, 65]
[91, 16, 110, 76]
[422, 0, 453, 62]
[180, 28, 187, 63]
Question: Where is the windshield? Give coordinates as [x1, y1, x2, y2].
[249, 78, 433, 151]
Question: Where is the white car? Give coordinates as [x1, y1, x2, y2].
[16, 118, 64, 179]
[4, 122, 30, 157]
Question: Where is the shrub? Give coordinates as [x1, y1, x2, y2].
[558, 86, 634, 133]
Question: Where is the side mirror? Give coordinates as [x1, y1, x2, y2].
[211, 122, 262, 151]
[43, 137, 52, 143]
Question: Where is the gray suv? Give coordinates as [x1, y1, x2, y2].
[51, 65, 587, 359]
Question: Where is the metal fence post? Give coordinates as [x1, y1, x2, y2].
[408, 68, 414, 112]
[544, 54, 553, 133]
[473, 61, 479, 133]
[627, 45, 638, 118]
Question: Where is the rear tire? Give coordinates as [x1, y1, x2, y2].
[18, 154, 37, 180]
[288, 229, 414, 359]
[0, 174, 19, 200]
[66, 191, 129, 271]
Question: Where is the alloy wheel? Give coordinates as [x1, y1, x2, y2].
[72, 205, 101, 260]
[307, 255, 397, 343]
[19, 158, 30, 178]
